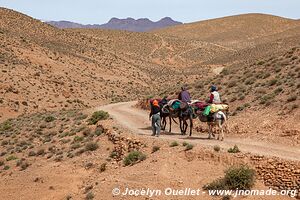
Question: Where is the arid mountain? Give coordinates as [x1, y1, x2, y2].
[45, 20, 88, 29]
[47, 17, 182, 32]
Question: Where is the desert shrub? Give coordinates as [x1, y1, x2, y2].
[239, 95, 245, 100]
[75, 113, 88, 121]
[3, 165, 10, 170]
[203, 165, 255, 191]
[287, 95, 297, 102]
[6, 155, 18, 161]
[169, 141, 179, 147]
[257, 60, 265, 65]
[37, 149, 45, 156]
[245, 78, 255, 85]
[28, 151, 36, 156]
[82, 128, 92, 136]
[236, 106, 244, 112]
[185, 143, 194, 151]
[221, 69, 230, 75]
[229, 96, 237, 102]
[71, 143, 81, 149]
[223, 165, 255, 190]
[0, 120, 12, 131]
[0, 160, 4, 166]
[99, 163, 107, 172]
[44, 115, 56, 122]
[268, 79, 278, 86]
[88, 111, 109, 125]
[228, 81, 237, 88]
[214, 145, 221, 152]
[94, 127, 103, 136]
[262, 72, 271, 79]
[260, 94, 275, 104]
[85, 142, 99, 151]
[152, 146, 160, 153]
[243, 103, 250, 108]
[20, 161, 29, 171]
[182, 141, 188, 146]
[123, 151, 146, 166]
[73, 136, 84, 142]
[274, 87, 283, 94]
[85, 192, 94, 200]
[109, 151, 118, 158]
[291, 104, 299, 109]
[1, 140, 9, 146]
[228, 145, 240, 153]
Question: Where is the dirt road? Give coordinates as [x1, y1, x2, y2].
[96, 101, 300, 161]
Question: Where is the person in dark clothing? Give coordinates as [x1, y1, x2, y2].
[178, 86, 191, 103]
[178, 86, 192, 118]
[149, 100, 161, 137]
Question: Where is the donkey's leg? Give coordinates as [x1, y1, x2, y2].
[208, 123, 212, 139]
[180, 118, 184, 135]
[168, 116, 172, 133]
[220, 120, 224, 141]
[184, 119, 188, 135]
[161, 116, 166, 131]
[189, 118, 193, 136]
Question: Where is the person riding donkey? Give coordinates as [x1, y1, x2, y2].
[208, 85, 221, 104]
[149, 99, 161, 137]
[178, 85, 192, 117]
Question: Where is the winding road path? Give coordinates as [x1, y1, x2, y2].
[96, 101, 300, 161]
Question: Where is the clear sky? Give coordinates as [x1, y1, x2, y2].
[0, 0, 299, 24]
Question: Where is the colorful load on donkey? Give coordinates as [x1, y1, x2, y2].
[203, 103, 229, 116]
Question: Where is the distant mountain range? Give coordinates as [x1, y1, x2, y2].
[46, 17, 182, 32]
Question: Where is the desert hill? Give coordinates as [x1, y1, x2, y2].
[154, 14, 299, 48]
[0, 8, 194, 121]
[47, 17, 182, 32]
[0, 8, 299, 123]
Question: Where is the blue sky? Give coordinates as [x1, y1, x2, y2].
[0, 0, 299, 24]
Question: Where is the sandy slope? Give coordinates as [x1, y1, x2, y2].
[97, 101, 300, 161]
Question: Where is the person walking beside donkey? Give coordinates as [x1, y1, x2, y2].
[149, 99, 161, 137]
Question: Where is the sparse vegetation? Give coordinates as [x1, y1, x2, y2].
[213, 145, 221, 152]
[88, 111, 109, 125]
[99, 163, 107, 172]
[44, 115, 56, 123]
[151, 146, 160, 153]
[169, 141, 179, 147]
[85, 192, 94, 200]
[85, 142, 99, 151]
[228, 145, 240, 153]
[185, 143, 194, 151]
[123, 151, 146, 166]
[203, 165, 255, 191]
[287, 95, 297, 102]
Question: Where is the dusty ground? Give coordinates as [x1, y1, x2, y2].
[0, 107, 298, 200]
[97, 101, 300, 161]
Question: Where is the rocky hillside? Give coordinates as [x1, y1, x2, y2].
[0, 8, 196, 121]
[1, 8, 299, 122]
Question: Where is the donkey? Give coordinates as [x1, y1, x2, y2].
[179, 107, 194, 136]
[161, 105, 180, 133]
[198, 110, 228, 141]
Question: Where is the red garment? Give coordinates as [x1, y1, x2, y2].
[208, 93, 214, 103]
